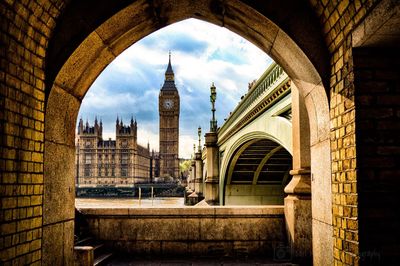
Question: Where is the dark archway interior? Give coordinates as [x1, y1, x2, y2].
[229, 139, 291, 184]
[224, 139, 292, 205]
[354, 47, 400, 262]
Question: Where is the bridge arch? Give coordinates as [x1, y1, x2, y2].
[219, 127, 291, 196]
[220, 134, 292, 206]
[43, 0, 331, 264]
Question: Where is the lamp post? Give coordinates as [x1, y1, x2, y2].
[192, 143, 196, 190]
[204, 83, 219, 204]
[198, 126, 202, 152]
[196, 126, 204, 198]
[210, 83, 217, 132]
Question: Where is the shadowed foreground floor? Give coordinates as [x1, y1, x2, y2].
[106, 255, 298, 265]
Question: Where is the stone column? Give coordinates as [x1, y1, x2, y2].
[184, 161, 195, 205]
[284, 85, 312, 262]
[74, 246, 94, 266]
[190, 160, 196, 191]
[204, 132, 219, 204]
[195, 152, 204, 196]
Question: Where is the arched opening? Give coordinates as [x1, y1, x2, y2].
[43, 1, 332, 264]
[224, 138, 292, 205]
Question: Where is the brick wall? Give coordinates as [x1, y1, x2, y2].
[354, 48, 400, 265]
[308, 1, 383, 265]
[329, 37, 359, 265]
[0, 0, 65, 264]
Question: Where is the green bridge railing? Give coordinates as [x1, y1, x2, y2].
[219, 63, 286, 135]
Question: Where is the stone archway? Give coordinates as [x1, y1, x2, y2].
[222, 138, 292, 206]
[43, 1, 332, 265]
[219, 130, 291, 202]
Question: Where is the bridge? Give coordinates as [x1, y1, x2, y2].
[186, 63, 298, 205]
[185, 62, 313, 260]
[218, 63, 292, 206]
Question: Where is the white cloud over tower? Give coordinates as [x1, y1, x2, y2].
[79, 18, 272, 158]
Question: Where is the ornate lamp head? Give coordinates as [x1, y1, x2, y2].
[198, 126, 202, 152]
[210, 83, 217, 132]
[210, 82, 217, 103]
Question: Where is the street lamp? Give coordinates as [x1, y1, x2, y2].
[210, 83, 217, 132]
[198, 126, 202, 152]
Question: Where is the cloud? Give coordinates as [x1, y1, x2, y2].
[78, 18, 272, 158]
[141, 32, 209, 55]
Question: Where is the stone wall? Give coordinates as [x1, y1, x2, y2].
[79, 207, 286, 258]
[225, 184, 284, 205]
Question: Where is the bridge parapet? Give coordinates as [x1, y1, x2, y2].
[78, 206, 286, 258]
[218, 63, 289, 144]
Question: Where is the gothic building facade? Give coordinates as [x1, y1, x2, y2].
[74, 54, 180, 192]
[159, 54, 180, 178]
[75, 117, 157, 191]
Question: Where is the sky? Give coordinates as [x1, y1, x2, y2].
[78, 18, 272, 159]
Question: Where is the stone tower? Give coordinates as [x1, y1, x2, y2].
[159, 53, 180, 179]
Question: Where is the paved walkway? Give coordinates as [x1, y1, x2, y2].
[106, 256, 297, 266]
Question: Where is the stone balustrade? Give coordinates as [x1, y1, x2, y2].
[78, 206, 286, 258]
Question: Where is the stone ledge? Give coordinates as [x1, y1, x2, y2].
[80, 206, 286, 256]
[78, 206, 284, 218]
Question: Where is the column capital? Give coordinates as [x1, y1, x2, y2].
[289, 168, 311, 176]
[284, 168, 311, 195]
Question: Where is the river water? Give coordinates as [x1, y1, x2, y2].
[75, 197, 185, 208]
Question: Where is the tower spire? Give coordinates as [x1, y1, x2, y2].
[164, 51, 175, 83]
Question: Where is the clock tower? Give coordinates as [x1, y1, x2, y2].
[159, 53, 180, 179]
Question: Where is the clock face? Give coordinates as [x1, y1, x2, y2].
[163, 99, 174, 109]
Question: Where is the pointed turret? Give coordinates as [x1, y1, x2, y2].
[99, 118, 103, 137]
[94, 116, 99, 134]
[78, 118, 84, 134]
[133, 119, 137, 137]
